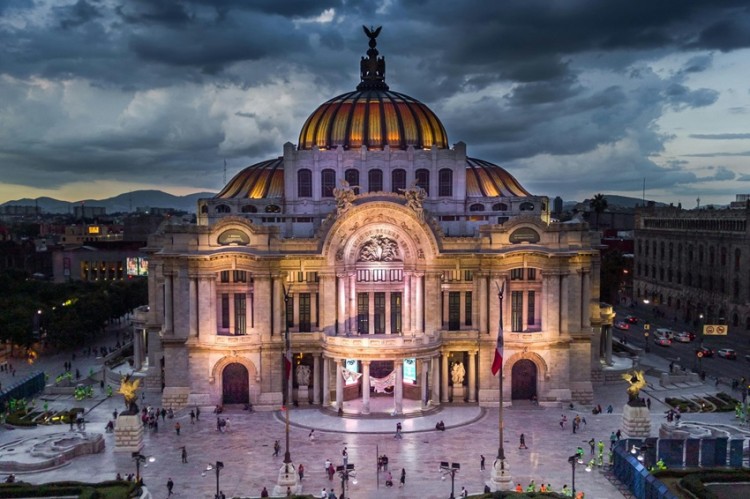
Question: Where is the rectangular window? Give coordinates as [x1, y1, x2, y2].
[390, 269, 403, 282]
[286, 295, 294, 328]
[233, 270, 247, 283]
[357, 293, 369, 334]
[464, 270, 474, 282]
[511, 268, 524, 280]
[374, 292, 386, 334]
[357, 269, 370, 282]
[392, 169, 406, 193]
[511, 291, 523, 332]
[220, 270, 230, 283]
[299, 293, 311, 332]
[527, 268, 536, 280]
[306, 272, 318, 283]
[234, 293, 246, 335]
[390, 292, 402, 333]
[465, 291, 472, 326]
[448, 292, 461, 330]
[438, 169, 453, 197]
[221, 293, 229, 329]
[368, 169, 383, 192]
[527, 291, 535, 326]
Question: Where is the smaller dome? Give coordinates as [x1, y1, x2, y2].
[215, 157, 284, 199]
[465, 158, 531, 198]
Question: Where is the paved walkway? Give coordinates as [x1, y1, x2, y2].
[1, 328, 747, 498]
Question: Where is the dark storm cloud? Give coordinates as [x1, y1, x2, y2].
[1, 0, 749, 201]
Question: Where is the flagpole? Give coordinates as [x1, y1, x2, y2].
[497, 285, 504, 462]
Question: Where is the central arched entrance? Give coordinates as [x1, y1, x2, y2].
[511, 359, 537, 400]
[222, 363, 249, 404]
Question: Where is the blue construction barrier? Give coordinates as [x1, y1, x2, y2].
[0, 371, 45, 412]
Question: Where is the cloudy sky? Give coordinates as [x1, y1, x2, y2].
[1, 0, 750, 206]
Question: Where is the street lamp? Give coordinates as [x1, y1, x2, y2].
[204, 461, 224, 499]
[131, 452, 155, 483]
[439, 461, 460, 498]
[336, 463, 356, 498]
[567, 453, 590, 496]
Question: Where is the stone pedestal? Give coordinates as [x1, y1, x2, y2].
[452, 385, 465, 403]
[622, 404, 651, 438]
[297, 385, 310, 406]
[489, 457, 513, 491]
[114, 414, 143, 453]
[272, 462, 301, 496]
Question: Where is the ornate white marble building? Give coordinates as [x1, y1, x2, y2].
[135, 29, 610, 413]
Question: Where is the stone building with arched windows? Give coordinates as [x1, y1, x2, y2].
[134, 29, 611, 414]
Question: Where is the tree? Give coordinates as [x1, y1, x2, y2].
[589, 193, 608, 229]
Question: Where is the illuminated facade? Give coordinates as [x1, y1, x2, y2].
[137, 29, 609, 412]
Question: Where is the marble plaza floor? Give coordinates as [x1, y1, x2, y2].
[3, 330, 748, 498]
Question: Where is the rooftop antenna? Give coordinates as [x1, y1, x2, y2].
[696, 197, 700, 209]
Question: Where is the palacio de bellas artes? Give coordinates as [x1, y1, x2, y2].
[136, 27, 609, 428]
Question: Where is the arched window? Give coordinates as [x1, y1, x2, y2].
[709, 246, 715, 266]
[216, 204, 231, 214]
[391, 169, 406, 193]
[265, 205, 281, 213]
[321, 169, 336, 198]
[200, 204, 208, 214]
[438, 168, 453, 197]
[660, 242, 665, 260]
[345, 169, 359, 188]
[297, 169, 312, 198]
[368, 169, 383, 192]
[241, 205, 258, 213]
[520, 202, 535, 211]
[493, 203, 509, 211]
[415, 168, 430, 195]
[469, 204, 485, 212]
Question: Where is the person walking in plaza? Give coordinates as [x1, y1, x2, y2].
[298, 463, 305, 481]
[460, 485, 468, 497]
[480, 454, 485, 470]
[273, 440, 280, 457]
[394, 422, 402, 439]
[174, 421, 180, 435]
[519, 433, 528, 449]
[181, 446, 188, 463]
[190, 409, 195, 423]
[589, 438, 595, 455]
[166, 477, 174, 497]
[399, 467, 406, 487]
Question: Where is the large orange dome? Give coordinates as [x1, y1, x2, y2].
[298, 89, 448, 151]
[298, 25, 448, 151]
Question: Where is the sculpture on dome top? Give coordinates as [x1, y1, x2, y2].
[358, 25, 388, 90]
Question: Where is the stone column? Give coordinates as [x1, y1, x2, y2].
[361, 361, 371, 415]
[560, 273, 570, 334]
[322, 357, 331, 406]
[272, 275, 283, 337]
[478, 273, 488, 334]
[415, 272, 424, 333]
[441, 353, 449, 403]
[403, 272, 411, 334]
[313, 354, 321, 405]
[420, 359, 429, 410]
[349, 273, 357, 335]
[335, 359, 343, 410]
[254, 274, 271, 341]
[164, 274, 173, 335]
[605, 326, 613, 366]
[541, 272, 549, 332]
[431, 356, 440, 405]
[394, 360, 403, 415]
[581, 268, 591, 329]
[337, 273, 347, 335]
[319, 273, 336, 335]
[133, 327, 143, 370]
[188, 277, 197, 337]
[468, 351, 477, 403]
[424, 272, 441, 334]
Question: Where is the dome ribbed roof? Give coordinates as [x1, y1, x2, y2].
[215, 156, 530, 200]
[298, 90, 448, 151]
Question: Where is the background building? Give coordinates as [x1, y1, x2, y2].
[138, 30, 610, 413]
[633, 197, 750, 332]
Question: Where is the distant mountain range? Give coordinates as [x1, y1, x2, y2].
[1, 190, 216, 214]
[566, 195, 668, 210]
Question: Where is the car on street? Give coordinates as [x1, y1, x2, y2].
[654, 337, 671, 347]
[614, 321, 630, 331]
[695, 346, 714, 357]
[655, 328, 675, 340]
[717, 348, 737, 360]
[626, 315, 639, 324]
[674, 331, 694, 343]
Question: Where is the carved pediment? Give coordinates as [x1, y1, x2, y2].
[358, 235, 401, 262]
